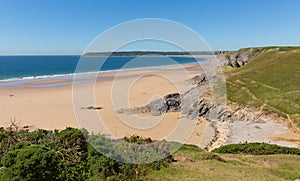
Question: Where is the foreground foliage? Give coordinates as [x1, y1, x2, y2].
[0, 126, 173, 180]
[1, 144, 60, 181]
[1, 125, 300, 180]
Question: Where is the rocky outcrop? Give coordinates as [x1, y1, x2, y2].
[148, 93, 181, 116]
[118, 93, 181, 116]
[218, 48, 263, 67]
[119, 74, 291, 150]
[164, 93, 181, 112]
[184, 74, 208, 85]
[149, 98, 167, 116]
[124, 75, 286, 126]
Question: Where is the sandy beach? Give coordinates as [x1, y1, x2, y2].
[0, 63, 212, 146]
[1, 62, 299, 149]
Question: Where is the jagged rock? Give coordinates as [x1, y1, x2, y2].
[149, 98, 167, 116]
[180, 84, 208, 119]
[119, 93, 182, 116]
[218, 48, 262, 68]
[164, 93, 180, 100]
[122, 70, 281, 125]
[198, 98, 211, 116]
[164, 93, 181, 112]
[191, 74, 207, 85]
[184, 74, 208, 85]
[148, 93, 182, 115]
[117, 70, 292, 150]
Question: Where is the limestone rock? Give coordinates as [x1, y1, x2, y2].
[218, 48, 263, 68]
[149, 98, 167, 116]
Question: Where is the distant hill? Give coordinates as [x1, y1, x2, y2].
[83, 51, 219, 56]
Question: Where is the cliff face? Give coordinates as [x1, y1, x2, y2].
[144, 75, 290, 150]
[119, 47, 300, 150]
[120, 73, 292, 150]
[218, 48, 264, 67]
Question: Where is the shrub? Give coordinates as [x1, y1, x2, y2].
[0, 145, 60, 181]
[212, 143, 300, 155]
[0, 126, 173, 180]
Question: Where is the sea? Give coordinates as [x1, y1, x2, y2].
[0, 55, 209, 88]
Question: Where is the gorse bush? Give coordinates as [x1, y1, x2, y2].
[0, 126, 174, 180]
[89, 133, 176, 164]
[0, 145, 60, 181]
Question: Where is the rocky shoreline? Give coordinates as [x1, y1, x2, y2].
[118, 49, 298, 150]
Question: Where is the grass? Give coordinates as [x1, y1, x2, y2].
[241, 46, 300, 52]
[137, 47, 300, 180]
[145, 144, 300, 181]
[225, 47, 300, 127]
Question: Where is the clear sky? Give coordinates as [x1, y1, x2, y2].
[1, 0, 300, 55]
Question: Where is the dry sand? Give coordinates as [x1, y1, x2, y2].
[1, 63, 298, 149]
[0, 64, 212, 146]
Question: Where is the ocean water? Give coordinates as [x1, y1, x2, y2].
[0, 55, 208, 87]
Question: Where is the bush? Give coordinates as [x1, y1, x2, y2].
[0, 145, 60, 181]
[212, 143, 300, 155]
[0, 126, 173, 180]
[87, 145, 121, 179]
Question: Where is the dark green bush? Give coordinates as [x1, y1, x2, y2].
[212, 143, 300, 155]
[0, 127, 173, 180]
[0, 145, 60, 181]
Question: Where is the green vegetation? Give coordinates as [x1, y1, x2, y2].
[146, 144, 300, 181]
[1, 125, 300, 180]
[212, 143, 300, 155]
[241, 46, 300, 52]
[0, 144, 60, 181]
[225, 47, 300, 127]
[0, 125, 173, 180]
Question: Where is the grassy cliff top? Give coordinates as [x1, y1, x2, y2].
[147, 46, 300, 180]
[146, 144, 300, 180]
[223, 47, 300, 128]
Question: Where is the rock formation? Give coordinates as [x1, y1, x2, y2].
[218, 48, 263, 67]
[119, 72, 290, 150]
[118, 48, 296, 149]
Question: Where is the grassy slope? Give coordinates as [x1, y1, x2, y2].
[147, 47, 300, 180]
[146, 145, 300, 181]
[225, 47, 300, 127]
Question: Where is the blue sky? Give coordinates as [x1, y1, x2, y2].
[0, 0, 300, 54]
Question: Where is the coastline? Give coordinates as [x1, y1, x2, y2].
[0, 57, 211, 88]
[0, 62, 212, 146]
[1, 60, 298, 149]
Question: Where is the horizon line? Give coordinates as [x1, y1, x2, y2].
[1, 45, 299, 56]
